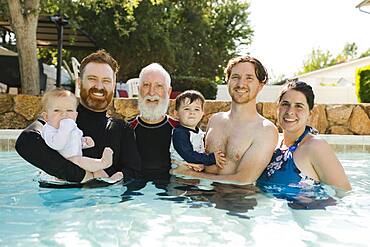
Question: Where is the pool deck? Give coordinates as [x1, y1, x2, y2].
[0, 129, 369, 153]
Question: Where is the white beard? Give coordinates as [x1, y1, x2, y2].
[138, 94, 169, 122]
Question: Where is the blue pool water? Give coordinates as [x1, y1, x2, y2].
[1, 152, 370, 246]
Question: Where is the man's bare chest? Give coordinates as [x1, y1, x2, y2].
[206, 127, 253, 163]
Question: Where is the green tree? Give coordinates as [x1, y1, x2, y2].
[299, 42, 370, 74]
[360, 48, 370, 58]
[2, 0, 40, 95]
[299, 48, 332, 74]
[330, 42, 358, 65]
[2, 0, 252, 93]
[59, 0, 252, 81]
[1, 0, 147, 95]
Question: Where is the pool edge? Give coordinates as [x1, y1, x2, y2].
[0, 129, 369, 153]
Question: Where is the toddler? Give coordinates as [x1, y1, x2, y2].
[41, 88, 113, 174]
[170, 90, 226, 171]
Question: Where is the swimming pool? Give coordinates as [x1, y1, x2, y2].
[1, 151, 370, 246]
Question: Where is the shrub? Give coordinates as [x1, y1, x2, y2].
[171, 76, 218, 99]
[355, 65, 370, 103]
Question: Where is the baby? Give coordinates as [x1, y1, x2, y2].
[41, 88, 113, 175]
[170, 90, 226, 172]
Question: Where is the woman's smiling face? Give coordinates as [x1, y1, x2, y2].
[277, 89, 311, 134]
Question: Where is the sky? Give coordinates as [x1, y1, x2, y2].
[247, 0, 370, 80]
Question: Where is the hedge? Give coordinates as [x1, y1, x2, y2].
[355, 65, 370, 103]
[171, 76, 218, 99]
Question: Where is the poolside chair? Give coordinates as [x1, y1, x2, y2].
[71, 57, 80, 97]
[126, 78, 139, 98]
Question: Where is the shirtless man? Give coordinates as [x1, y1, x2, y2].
[170, 55, 278, 184]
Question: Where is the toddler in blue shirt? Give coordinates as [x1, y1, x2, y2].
[170, 90, 226, 171]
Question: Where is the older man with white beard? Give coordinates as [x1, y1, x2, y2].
[130, 63, 179, 179]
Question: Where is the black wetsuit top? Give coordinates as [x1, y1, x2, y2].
[15, 104, 141, 182]
[130, 115, 178, 179]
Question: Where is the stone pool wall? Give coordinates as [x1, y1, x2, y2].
[1, 94, 370, 135]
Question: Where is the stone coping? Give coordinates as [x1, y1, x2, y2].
[1, 94, 370, 134]
[0, 129, 22, 139]
[0, 129, 369, 153]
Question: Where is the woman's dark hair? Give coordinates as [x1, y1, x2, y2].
[278, 81, 315, 110]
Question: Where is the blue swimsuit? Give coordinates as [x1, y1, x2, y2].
[256, 126, 329, 196]
[257, 126, 335, 208]
[257, 126, 318, 187]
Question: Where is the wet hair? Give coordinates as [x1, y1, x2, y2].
[138, 63, 171, 88]
[278, 81, 315, 110]
[175, 90, 205, 111]
[224, 55, 268, 84]
[41, 88, 78, 111]
[79, 49, 119, 78]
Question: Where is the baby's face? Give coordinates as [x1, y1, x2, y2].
[176, 99, 204, 130]
[44, 96, 78, 129]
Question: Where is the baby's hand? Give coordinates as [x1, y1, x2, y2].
[215, 150, 226, 169]
[185, 163, 205, 172]
[82, 136, 95, 149]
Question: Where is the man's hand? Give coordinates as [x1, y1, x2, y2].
[214, 150, 226, 169]
[82, 136, 95, 149]
[172, 160, 204, 172]
[185, 163, 205, 172]
[170, 164, 195, 176]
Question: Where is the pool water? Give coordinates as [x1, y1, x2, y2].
[0, 152, 370, 247]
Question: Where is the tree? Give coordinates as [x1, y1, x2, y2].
[1, 0, 147, 95]
[60, 0, 252, 81]
[2, 0, 252, 93]
[299, 48, 332, 74]
[360, 48, 370, 58]
[168, 0, 252, 80]
[5, 0, 40, 95]
[330, 42, 358, 65]
[299, 42, 369, 74]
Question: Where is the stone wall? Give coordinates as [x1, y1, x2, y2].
[1, 93, 370, 135]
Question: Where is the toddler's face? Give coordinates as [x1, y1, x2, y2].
[43, 96, 78, 129]
[176, 99, 204, 130]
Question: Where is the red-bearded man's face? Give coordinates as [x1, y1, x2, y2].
[79, 62, 116, 112]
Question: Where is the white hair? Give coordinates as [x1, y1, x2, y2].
[138, 63, 171, 88]
[138, 93, 170, 122]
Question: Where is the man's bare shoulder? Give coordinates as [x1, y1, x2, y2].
[251, 118, 278, 149]
[256, 116, 278, 136]
[208, 111, 230, 124]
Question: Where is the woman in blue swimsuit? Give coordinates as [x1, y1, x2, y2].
[257, 81, 351, 193]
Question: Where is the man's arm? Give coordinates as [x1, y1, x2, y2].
[118, 122, 141, 174]
[15, 119, 88, 182]
[104, 119, 141, 177]
[171, 123, 278, 184]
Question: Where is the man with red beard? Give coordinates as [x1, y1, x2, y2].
[130, 63, 178, 179]
[171, 55, 278, 185]
[16, 50, 141, 183]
